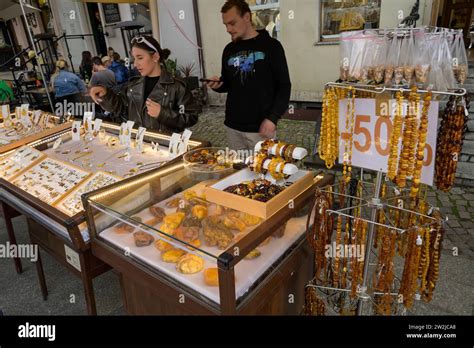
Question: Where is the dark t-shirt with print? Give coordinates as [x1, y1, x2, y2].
[215, 30, 291, 133]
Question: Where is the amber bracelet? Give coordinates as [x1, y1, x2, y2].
[281, 144, 290, 159]
[284, 144, 296, 162]
[268, 157, 285, 180]
[275, 142, 286, 157]
[254, 153, 268, 174]
[261, 139, 276, 154]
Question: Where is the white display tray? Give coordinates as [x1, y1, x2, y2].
[44, 136, 171, 178]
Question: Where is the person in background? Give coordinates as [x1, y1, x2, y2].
[101, 55, 112, 68]
[90, 36, 200, 133]
[89, 56, 117, 122]
[28, 50, 39, 71]
[128, 61, 141, 79]
[206, 0, 291, 153]
[80, 51, 93, 83]
[109, 52, 129, 84]
[90, 56, 116, 89]
[51, 59, 86, 99]
[0, 80, 14, 103]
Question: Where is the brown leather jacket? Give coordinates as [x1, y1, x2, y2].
[99, 68, 200, 133]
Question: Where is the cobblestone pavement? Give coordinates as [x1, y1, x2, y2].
[189, 106, 318, 151]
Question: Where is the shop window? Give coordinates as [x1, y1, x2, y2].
[130, 3, 152, 35]
[320, 0, 381, 43]
[249, 0, 281, 40]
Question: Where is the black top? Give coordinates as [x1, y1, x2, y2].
[144, 76, 160, 102]
[213, 30, 291, 132]
[79, 63, 93, 81]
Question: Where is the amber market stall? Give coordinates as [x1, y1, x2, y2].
[305, 25, 469, 314]
[0, 120, 208, 314]
[84, 143, 334, 315]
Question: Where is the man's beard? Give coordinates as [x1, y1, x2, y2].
[232, 35, 243, 43]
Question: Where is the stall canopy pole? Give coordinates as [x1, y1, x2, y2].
[6, 29, 16, 55]
[149, 0, 160, 40]
[19, 0, 55, 114]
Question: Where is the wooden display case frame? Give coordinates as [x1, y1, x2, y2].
[0, 113, 70, 156]
[0, 115, 70, 275]
[0, 122, 208, 315]
[84, 161, 334, 315]
[55, 171, 123, 217]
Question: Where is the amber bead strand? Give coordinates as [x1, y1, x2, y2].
[387, 91, 404, 181]
[397, 87, 418, 188]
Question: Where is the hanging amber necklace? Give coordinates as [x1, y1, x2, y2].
[410, 91, 432, 203]
[343, 87, 356, 184]
[319, 87, 340, 169]
[397, 87, 418, 188]
[306, 191, 330, 282]
[333, 215, 343, 288]
[435, 95, 470, 192]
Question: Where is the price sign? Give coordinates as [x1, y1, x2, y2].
[338, 98, 439, 186]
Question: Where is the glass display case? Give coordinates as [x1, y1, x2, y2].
[84, 160, 334, 315]
[0, 121, 207, 248]
[0, 109, 69, 155]
[320, 0, 381, 42]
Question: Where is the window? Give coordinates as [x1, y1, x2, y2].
[249, 0, 281, 40]
[320, 0, 381, 43]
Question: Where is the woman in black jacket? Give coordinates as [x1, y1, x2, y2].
[90, 36, 200, 133]
[79, 51, 93, 82]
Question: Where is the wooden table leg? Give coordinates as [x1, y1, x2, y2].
[1, 202, 23, 274]
[218, 266, 237, 315]
[80, 253, 97, 315]
[35, 247, 48, 301]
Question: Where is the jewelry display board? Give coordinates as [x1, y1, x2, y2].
[0, 146, 45, 180]
[44, 133, 173, 179]
[0, 111, 57, 145]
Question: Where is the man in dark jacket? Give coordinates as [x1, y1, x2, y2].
[207, 0, 291, 153]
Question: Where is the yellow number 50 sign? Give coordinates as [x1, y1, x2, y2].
[338, 98, 439, 186]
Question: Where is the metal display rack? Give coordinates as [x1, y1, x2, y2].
[306, 80, 467, 315]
